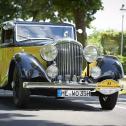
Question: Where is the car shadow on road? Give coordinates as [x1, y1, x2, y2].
[0, 96, 102, 111]
[0, 111, 76, 126]
[29, 96, 102, 111]
[0, 118, 75, 126]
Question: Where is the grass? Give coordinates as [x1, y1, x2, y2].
[119, 90, 126, 95]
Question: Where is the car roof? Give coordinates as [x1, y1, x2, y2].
[14, 20, 74, 27]
[2, 20, 74, 30]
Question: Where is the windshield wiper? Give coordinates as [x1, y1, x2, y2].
[17, 34, 33, 42]
[17, 34, 54, 42]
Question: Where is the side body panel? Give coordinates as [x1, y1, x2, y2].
[0, 46, 48, 87]
[0, 47, 14, 86]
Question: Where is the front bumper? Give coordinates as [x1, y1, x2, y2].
[23, 82, 97, 96]
[23, 80, 121, 95]
[23, 82, 96, 89]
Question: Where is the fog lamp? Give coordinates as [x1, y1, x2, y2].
[90, 66, 101, 79]
[46, 64, 58, 79]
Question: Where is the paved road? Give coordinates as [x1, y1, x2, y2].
[0, 90, 126, 126]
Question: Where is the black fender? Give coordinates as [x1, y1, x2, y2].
[97, 56, 124, 81]
[11, 52, 51, 82]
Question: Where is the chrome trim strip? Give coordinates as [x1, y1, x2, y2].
[55, 39, 83, 47]
[23, 82, 96, 89]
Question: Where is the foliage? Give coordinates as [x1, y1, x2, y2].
[49, 0, 103, 45]
[118, 55, 126, 73]
[88, 29, 126, 73]
[88, 31, 101, 44]
[0, 0, 20, 23]
[120, 90, 126, 95]
[100, 30, 121, 55]
[13, 0, 54, 21]
[88, 30, 126, 56]
[87, 30, 103, 55]
[118, 55, 126, 63]
[0, 0, 103, 45]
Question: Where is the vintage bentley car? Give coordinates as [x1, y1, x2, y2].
[0, 21, 124, 109]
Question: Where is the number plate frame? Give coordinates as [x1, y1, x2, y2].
[57, 89, 91, 97]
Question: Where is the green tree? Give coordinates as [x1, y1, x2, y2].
[87, 29, 103, 54]
[0, 0, 20, 23]
[87, 29, 126, 56]
[101, 30, 120, 55]
[14, 0, 103, 45]
[0, 0, 103, 45]
[14, 0, 54, 21]
[87, 29, 126, 73]
[50, 0, 103, 46]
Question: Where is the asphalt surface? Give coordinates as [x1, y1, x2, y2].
[0, 90, 126, 126]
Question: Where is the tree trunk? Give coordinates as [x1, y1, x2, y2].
[32, 11, 40, 22]
[73, 8, 87, 46]
[73, 8, 87, 68]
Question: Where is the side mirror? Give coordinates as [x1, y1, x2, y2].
[76, 29, 83, 34]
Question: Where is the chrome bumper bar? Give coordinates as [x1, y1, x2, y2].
[23, 82, 96, 89]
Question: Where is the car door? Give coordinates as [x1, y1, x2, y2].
[0, 28, 14, 87]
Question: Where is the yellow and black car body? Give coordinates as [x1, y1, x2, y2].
[0, 21, 124, 110]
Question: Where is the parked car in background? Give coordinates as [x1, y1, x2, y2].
[0, 20, 124, 109]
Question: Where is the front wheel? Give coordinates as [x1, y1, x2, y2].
[12, 67, 30, 108]
[99, 92, 118, 110]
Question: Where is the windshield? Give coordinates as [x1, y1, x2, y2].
[16, 24, 75, 42]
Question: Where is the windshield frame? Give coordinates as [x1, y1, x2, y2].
[15, 23, 75, 42]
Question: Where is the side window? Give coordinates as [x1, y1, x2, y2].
[2, 29, 13, 43]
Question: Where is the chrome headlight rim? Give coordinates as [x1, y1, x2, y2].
[40, 44, 58, 61]
[83, 45, 98, 63]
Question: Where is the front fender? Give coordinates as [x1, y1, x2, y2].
[97, 56, 124, 80]
[13, 52, 51, 82]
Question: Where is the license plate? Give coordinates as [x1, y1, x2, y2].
[57, 89, 91, 97]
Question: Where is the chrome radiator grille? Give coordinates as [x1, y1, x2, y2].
[55, 41, 83, 81]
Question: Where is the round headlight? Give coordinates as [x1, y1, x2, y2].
[83, 46, 98, 62]
[40, 45, 58, 61]
[46, 64, 58, 79]
[90, 66, 101, 79]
